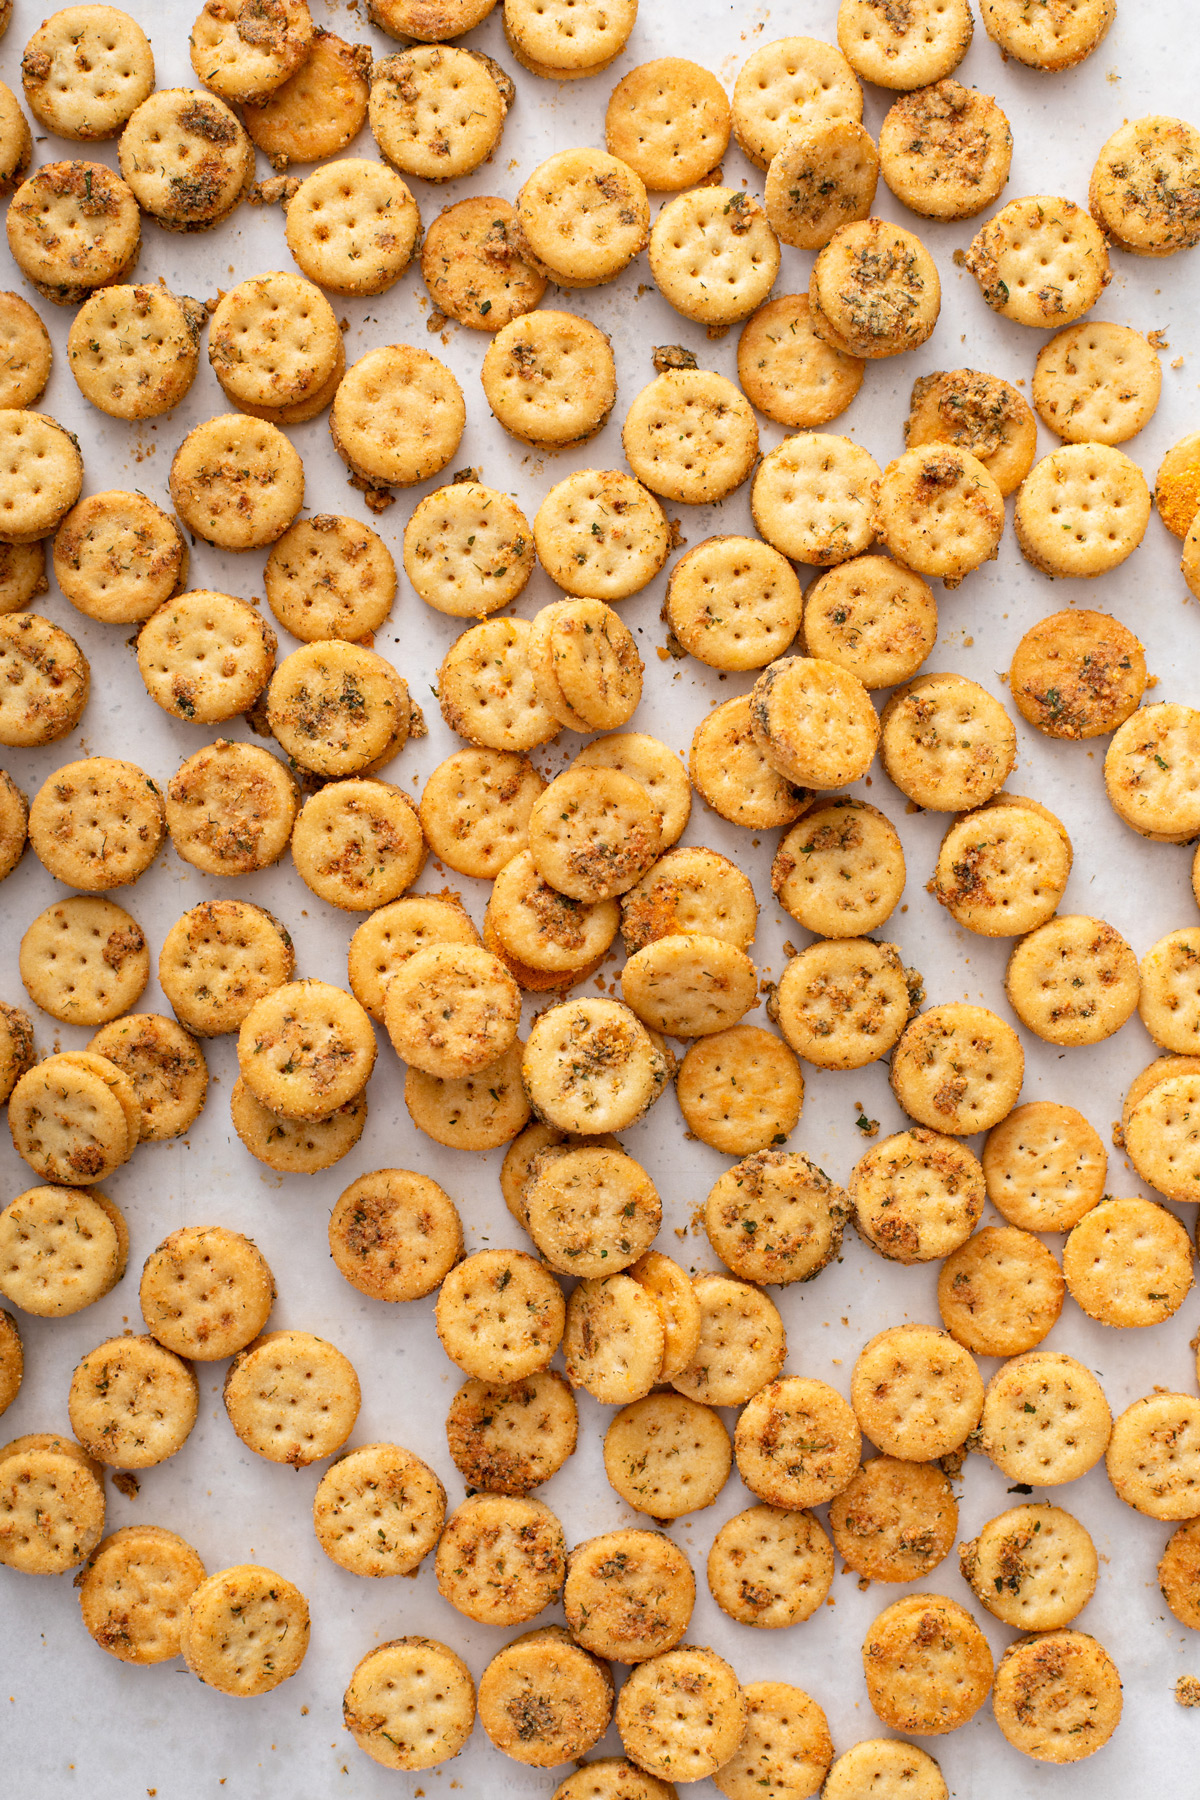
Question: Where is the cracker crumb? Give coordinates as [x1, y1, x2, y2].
[1177, 1675, 1200, 1707]
[1149, 330, 1170, 349]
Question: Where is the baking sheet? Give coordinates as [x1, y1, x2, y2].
[2, 0, 1200, 1793]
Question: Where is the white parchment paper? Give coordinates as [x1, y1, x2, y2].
[3, 0, 1200, 1794]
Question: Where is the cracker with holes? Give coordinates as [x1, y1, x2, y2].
[528, 767, 661, 902]
[966, 195, 1110, 326]
[481, 311, 616, 448]
[738, 293, 864, 431]
[622, 933, 758, 1039]
[436, 1249, 564, 1382]
[0, 614, 88, 748]
[29, 757, 163, 890]
[620, 846, 757, 953]
[732, 36, 862, 170]
[980, 1350, 1111, 1486]
[667, 535, 803, 672]
[384, 943, 518, 1078]
[244, 29, 369, 168]
[880, 672, 1016, 812]
[488, 849, 618, 979]
[268, 640, 412, 776]
[938, 1226, 1063, 1356]
[862, 1595, 993, 1736]
[770, 938, 913, 1071]
[617, 1646, 745, 1785]
[0, 543, 46, 617]
[829, 1456, 957, 1584]
[993, 1631, 1121, 1765]
[890, 1002, 1023, 1134]
[0, 1000, 33, 1103]
[166, 741, 296, 879]
[478, 1627, 612, 1767]
[574, 735, 690, 846]
[649, 187, 780, 327]
[419, 749, 544, 879]
[962, 1503, 1096, 1631]
[752, 432, 879, 565]
[343, 1636, 474, 1771]
[1064, 1196, 1193, 1328]
[1159, 1518, 1200, 1630]
[139, 1225, 272, 1359]
[422, 197, 546, 331]
[983, 1101, 1105, 1232]
[406, 1035, 530, 1151]
[1015, 442, 1150, 577]
[438, 618, 560, 753]
[1090, 114, 1200, 256]
[332, 344, 464, 492]
[181, 1564, 309, 1696]
[437, 1493, 564, 1625]
[765, 121, 877, 251]
[517, 148, 649, 287]
[810, 217, 939, 358]
[78, 1525, 206, 1665]
[529, 599, 643, 732]
[708, 1506, 833, 1629]
[208, 270, 340, 417]
[0, 1432, 105, 1573]
[850, 1127, 984, 1264]
[678, 1026, 803, 1157]
[563, 1275, 665, 1405]
[6, 161, 140, 304]
[119, 89, 254, 231]
[1010, 608, 1145, 738]
[20, 896, 147, 1027]
[137, 591, 275, 724]
[606, 58, 730, 190]
[603, 1391, 731, 1518]
[1107, 1393, 1200, 1519]
[69, 284, 201, 420]
[1105, 701, 1200, 842]
[404, 482, 532, 619]
[690, 695, 812, 830]
[627, 1252, 700, 1384]
[0, 1181, 126, 1317]
[91, 1010, 206, 1142]
[1034, 322, 1162, 444]
[291, 779, 425, 913]
[285, 158, 420, 296]
[1006, 914, 1139, 1046]
[1125, 1069, 1200, 1204]
[505, 0, 633, 76]
[904, 368, 1035, 495]
[979, 0, 1112, 68]
[566, 1527, 694, 1661]
[880, 78, 1011, 220]
[8, 1052, 136, 1185]
[225, 1329, 358, 1467]
[851, 1323, 982, 1461]
[751, 654, 879, 788]
[1139, 926, 1200, 1052]
[0, 89, 31, 195]
[526, 1144, 660, 1278]
[536, 470, 670, 600]
[369, 47, 507, 184]
[735, 1376, 860, 1509]
[522, 997, 672, 1134]
[55, 491, 187, 623]
[170, 415, 303, 550]
[69, 1333, 198, 1469]
[876, 446, 1004, 586]
[837, 0, 972, 88]
[803, 556, 936, 690]
[773, 797, 904, 936]
[238, 978, 375, 1119]
[932, 799, 1071, 937]
[715, 1682, 833, 1800]
[190, 0, 313, 104]
[446, 1369, 576, 1497]
[623, 369, 759, 507]
[159, 899, 293, 1038]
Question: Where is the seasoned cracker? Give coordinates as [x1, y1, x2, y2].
[478, 1626, 612, 1767]
[159, 899, 293, 1038]
[284, 158, 420, 296]
[879, 671, 1017, 812]
[1007, 914, 1139, 1046]
[1105, 701, 1200, 841]
[1090, 114, 1200, 256]
[1139, 926, 1200, 1052]
[438, 616, 560, 753]
[604, 1392, 731, 1519]
[573, 735, 691, 847]
[0, 997, 32, 1101]
[649, 187, 780, 328]
[529, 598, 643, 731]
[331, 343, 464, 492]
[829, 1456, 957, 1584]
[166, 740, 296, 879]
[181, 1565, 309, 1696]
[932, 800, 1071, 936]
[1064, 1196, 1192, 1328]
[291, 778, 425, 913]
[0, 1311, 20, 1414]
[751, 432, 880, 565]
[0, 91, 31, 196]
[980, 1350, 1111, 1486]
[862, 1595, 992, 1735]
[875, 445, 1004, 586]
[138, 590, 275, 724]
[139, 1224, 272, 1360]
[522, 996, 671, 1134]
[1034, 322, 1162, 444]
[525, 1144, 659, 1278]
[737, 293, 863, 430]
[810, 217, 940, 358]
[979, 0, 1113, 69]
[620, 847, 756, 954]
[563, 1275, 665, 1405]
[237, 977, 375, 1119]
[880, 78, 1011, 218]
[904, 367, 1035, 495]
[708, 1507, 833, 1629]
[78, 1525, 205, 1665]
[20, 895, 147, 1027]
[369, 0, 495, 38]
[1159, 1518, 1200, 1631]
[623, 369, 759, 506]
[529, 767, 661, 902]
[54, 490, 187, 623]
[437, 1493, 565, 1625]
[0, 1433, 104, 1572]
[517, 148, 649, 286]
[965, 194, 1110, 327]
[89, 1012, 207, 1142]
[750, 654, 879, 787]
[0, 542, 47, 616]
[0, 613, 88, 749]
[803, 556, 936, 689]
[616, 1646, 745, 1784]
[422, 196, 546, 331]
[170, 415, 303, 551]
[369, 46, 506, 184]
[69, 283, 200, 420]
[938, 1225, 1063, 1356]
[230, 1077, 365, 1173]
[406, 1036, 531, 1150]
[225, 1329, 359, 1467]
[208, 270, 340, 416]
[28, 755, 165, 892]
[983, 1101, 1105, 1231]
[404, 481, 532, 619]
[850, 1127, 985, 1264]
[772, 797, 904, 936]
[0, 1181, 126, 1317]
[1124, 1070, 1200, 1204]
[446, 1369, 577, 1496]
[851, 1323, 983, 1461]
[622, 933, 758, 1039]
[8, 1052, 136, 1186]
[243, 29, 370, 168]
[735, 1376, 860, 1508]
[713, 1681, 832, 1800]
[1010, 608, 1145, 738]
[436, 1249, 564, 1383]
[993, 1631, 1121, 1764]
[1015, 442, 1150, 578]
[190, 0, 313, 104]
[119, 89, 254, 232]
[837, 0, 971, 88]
[627, 1251, 701, 1385]
[343, 1636, 474, 1770]
[606, 58, 730, 190]
[537, 474, 667, 605]
[6, 161, 140, 304]
[823, 1741, 947, 1800]
[961, 1503, 1097, 1631]
[765, 120, 877, 251]
[770, 938, 913, 1071]
[384, 942, 518, 1077]
[420, 748, 543, 878]
[890, 1002, 1023, 1134]
[566, 1528, 694, 1662]
[671, 1273, 786, 1407]
[267, 639, 411, 776]
[69, 1333, 198, 1469]
[677, 1027, 802, 1157]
